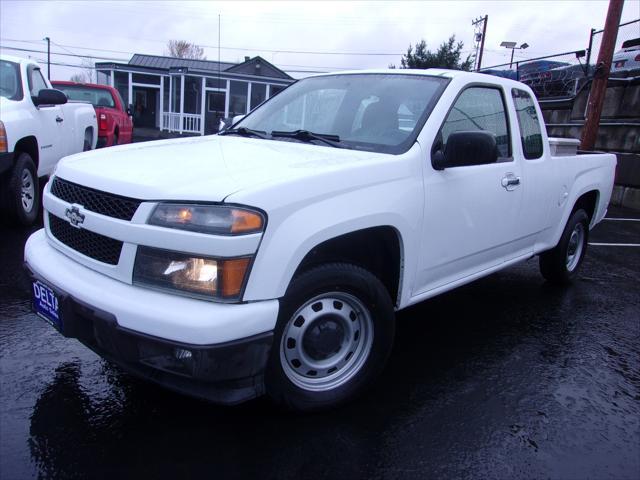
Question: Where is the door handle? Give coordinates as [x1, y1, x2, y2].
[55, 116, 64, 123]
[501, 173, 521, 191]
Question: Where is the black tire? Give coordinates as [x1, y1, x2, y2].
[83, 129, 92, 151]
[266, 263, 395, 412]
[113, 131, 119, 146]
[1, 152, 40, 226]
[539, 209, 589, 284]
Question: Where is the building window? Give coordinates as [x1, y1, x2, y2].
[114, 71, 129, 106]
[269, 84, 285, 98]
[163, 76, 170, 113]
[250, 83, 266, 110]
[171, 76, 182, 113]
[132, 73, 160, 85]
[206, 78, 225, 89]
[184, 76, 202, 114]
[229, 81, 248, 117]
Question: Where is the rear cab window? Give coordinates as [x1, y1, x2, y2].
[55, 85, 116, 108]
[437, 86, 512, 162]
[511, 89, 544, 159]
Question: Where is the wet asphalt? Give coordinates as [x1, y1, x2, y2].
[1, 208, 639, 480]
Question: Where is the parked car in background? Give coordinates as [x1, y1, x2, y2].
[52, 81, 133, 148]
[612, 38, 640, 72]
[0, 55, 96, 225]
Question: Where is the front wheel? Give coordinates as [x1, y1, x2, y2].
[266, 263, 395, 411]
[539, 209, 589, 284]
[1, 152, 40, 226]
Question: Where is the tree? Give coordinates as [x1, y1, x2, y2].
[69, 57, 95, 83]
[166, 40, 206, 60]
[396, 36, 473, 71]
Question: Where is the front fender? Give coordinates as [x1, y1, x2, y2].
[242, 176, 423, 304]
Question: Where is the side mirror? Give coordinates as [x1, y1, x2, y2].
[432, 131, 499, 170]
[33, 88, 68, 106]
[127, 104, 133, 116]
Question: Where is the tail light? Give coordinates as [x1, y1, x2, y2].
[98, 113, 108, 131]
[0, 121, 7, 153]
[635, 54, 640, 62]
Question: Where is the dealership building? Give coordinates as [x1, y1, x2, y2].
[95, 54, 293, 135]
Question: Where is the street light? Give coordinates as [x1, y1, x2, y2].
[500, 41, 529, 68]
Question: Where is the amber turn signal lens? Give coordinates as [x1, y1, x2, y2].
[222, 257, 251, 298]
[231, 209, 263, 234]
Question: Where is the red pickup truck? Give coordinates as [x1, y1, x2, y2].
[52, 81, 133, 148]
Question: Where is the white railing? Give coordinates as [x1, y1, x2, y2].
[182, 114, 201, 134]
[162, 112, 181, 131]
[162, 112, 202, 134]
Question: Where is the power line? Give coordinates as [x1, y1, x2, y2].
[1, 45, 129, 62]
[1, 35, 404, 57]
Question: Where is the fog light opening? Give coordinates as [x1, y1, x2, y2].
[174, 348, 193, 360]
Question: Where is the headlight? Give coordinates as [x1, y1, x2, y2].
[133, 246, 252, 301]
[148, 204, 264, 235]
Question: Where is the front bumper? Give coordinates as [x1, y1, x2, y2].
[25, 229, 280, 404]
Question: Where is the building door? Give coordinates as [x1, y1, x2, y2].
[205, 91, 226, 134]
[133, 87, 158, 128]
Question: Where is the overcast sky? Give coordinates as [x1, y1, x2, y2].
[1, 0, 638, 80]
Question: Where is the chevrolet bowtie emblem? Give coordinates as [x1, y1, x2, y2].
[65, 206, 85, 228]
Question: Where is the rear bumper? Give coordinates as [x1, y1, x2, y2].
[24, 229, 280, 404]
[96, 133, 112, 148]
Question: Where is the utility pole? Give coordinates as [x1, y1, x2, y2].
[44, 37, 50, 79]
[472, 15, 488, 71]
[580, 0, 625, 151]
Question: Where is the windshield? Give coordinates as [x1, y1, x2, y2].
[54, 85, 116, 108]
[0, 60, 24, 101]
[236, 73, 449, 154]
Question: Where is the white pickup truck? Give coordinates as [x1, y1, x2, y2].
[0, 55, 97, 225]
[25, 69, 616, 410]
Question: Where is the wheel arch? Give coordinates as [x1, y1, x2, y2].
[291, 226, 404, 306]
[13, 136, 39, 170]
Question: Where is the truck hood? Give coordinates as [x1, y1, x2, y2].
[54, 135, 390, 202]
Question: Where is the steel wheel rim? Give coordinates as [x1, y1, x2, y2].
[566, 223, 585, 271]
[280, 292, 374, 392]
[21, 168, 35, 213]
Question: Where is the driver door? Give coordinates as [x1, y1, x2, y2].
[28, 66, 63, 176]
[415, 86, 525, 294]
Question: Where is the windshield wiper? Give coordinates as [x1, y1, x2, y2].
[271, 130, 343, 148]
[219, 127, 268, 139]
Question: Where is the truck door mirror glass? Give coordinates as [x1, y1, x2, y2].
[33, 88, 68, 106]
[432, 131, 499, 170]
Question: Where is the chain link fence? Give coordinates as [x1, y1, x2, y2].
[588, 18, 640, 68]
[479, 18, 639, 99]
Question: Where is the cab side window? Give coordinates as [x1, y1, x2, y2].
[440, 87, 511, 160]
[512, 89, 543, 159]
[28, 68, 48, 98]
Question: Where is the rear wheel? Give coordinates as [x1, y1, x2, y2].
[113, 131, 119, 146]
[539, 209, 589, 284]
[83, 129, 92, 151]
[266, 263, 395, 411]
[1, 152, 40, 226]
